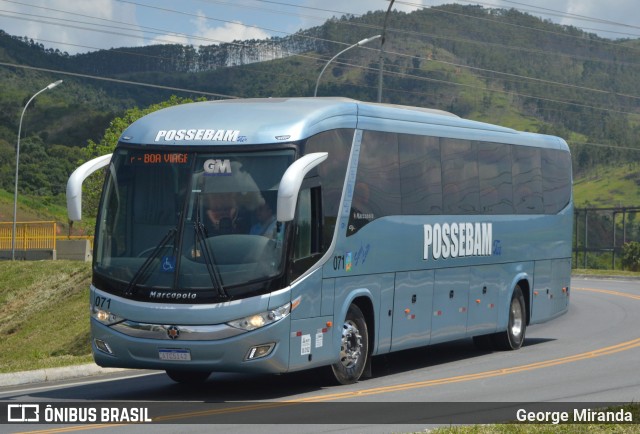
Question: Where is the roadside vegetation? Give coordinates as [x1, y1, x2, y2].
[0, 260, 92, 373]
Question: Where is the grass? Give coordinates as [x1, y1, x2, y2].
[572, 268, 640, 278]
[573, 164, 640, 208]
[0, 260, 93, 373]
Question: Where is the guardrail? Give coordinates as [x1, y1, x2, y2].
[0, 221, 58, 251]
[0, 222, 93, 259]
[574, 207, 640, 270]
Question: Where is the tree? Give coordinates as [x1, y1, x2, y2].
[622, 242, 640, 272]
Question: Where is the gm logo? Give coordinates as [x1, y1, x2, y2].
[203, 159, 231, 175]
[8, 404, 40, 422]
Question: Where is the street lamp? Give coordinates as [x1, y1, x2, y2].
[12, 79, 63, 260]
[378, 0, 395, 103]
[314, 35, 381, 97]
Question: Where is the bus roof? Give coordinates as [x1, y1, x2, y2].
[120, 97, 567, 150]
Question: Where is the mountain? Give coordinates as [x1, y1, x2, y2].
[1, 4, 640, 203]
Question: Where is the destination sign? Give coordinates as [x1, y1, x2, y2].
[128, 153, 189, 165]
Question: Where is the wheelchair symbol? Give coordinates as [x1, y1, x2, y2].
[161, 256, 176, 272]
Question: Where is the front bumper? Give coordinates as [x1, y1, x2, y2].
[91, 314, 291, 374]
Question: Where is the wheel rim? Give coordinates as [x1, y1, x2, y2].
[339, 320, 362, 369]
[510, 298, 523, 338]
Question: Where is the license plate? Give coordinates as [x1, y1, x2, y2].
[159, 349, 191, 361]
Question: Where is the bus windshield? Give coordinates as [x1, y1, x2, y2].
[94, 147, 295, 302]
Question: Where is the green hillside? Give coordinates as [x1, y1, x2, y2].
[0, 189, 94, 236]
[1, 3, 640, 234]
[573, 164, 640, 208]
[0, 260, 92, 373]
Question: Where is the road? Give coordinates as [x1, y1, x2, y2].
[1, 277, 638, 433]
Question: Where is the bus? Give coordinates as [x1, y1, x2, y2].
[67, 97, 573, 385]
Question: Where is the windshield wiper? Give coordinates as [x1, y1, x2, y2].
[193, 195, 228, 300]
[124, 228, 176, 297]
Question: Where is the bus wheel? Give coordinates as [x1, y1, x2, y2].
[493, 285, 526, 350]
[331, 304, 369, 385]
[165, 370, 211, 384]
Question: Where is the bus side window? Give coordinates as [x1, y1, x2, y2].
[294, 188, 312, 259]
[347, 131, 401, 236]
[291, 185, 323, 280]
[513, 146, 543, 214]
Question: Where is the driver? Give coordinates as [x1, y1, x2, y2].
[205, 192, 238, 235]
[249, 202, 277, 237]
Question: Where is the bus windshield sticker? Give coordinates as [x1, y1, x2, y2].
[203, 159, 232, 176]
[161, 256, 176, 273]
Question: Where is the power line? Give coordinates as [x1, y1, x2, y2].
[394, 1, 640, 52]
[5, 4, 639, 107]
[2, 61, 638, 153]
[0, 61, 240, 98]
[3, 1, 640, 115]
[113, 0, 289, 38]
[195, 0, 333, 23]
[118, 0, 640, 102]
[499, 0, 640, 31]
[0, 8, 235, 47]
[7, 31, 640, 118]
[5, 0, 640, 92]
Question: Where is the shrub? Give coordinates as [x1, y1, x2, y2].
[621, 241, 640, 271]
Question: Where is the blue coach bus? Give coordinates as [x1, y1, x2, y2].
[67, 97, 573, 384]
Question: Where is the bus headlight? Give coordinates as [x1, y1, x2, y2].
[91, 306, 125, 326]
[227, 302, 291, 331]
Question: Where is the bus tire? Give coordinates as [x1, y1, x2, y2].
[493, 285, 526, 350]
[330, 304, 369, 385]
[165, 370, 211, 384]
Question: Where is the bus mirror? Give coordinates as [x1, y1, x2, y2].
[66, 153, 112, 221]
[277, 152, 328, 222]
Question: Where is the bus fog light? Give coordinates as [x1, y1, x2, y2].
[246, 343, 275, 360]
[94, 339, 113, 355]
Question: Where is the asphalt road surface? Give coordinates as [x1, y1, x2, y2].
[1, 277, 638, 433]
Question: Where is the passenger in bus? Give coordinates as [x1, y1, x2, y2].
[250, 202, 277, 237]
[204, 192, 249, 235]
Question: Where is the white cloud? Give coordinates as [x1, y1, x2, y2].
[190, 11, 271, 45]
[2, 0, 143, 54]
[147, 10, 271, 47]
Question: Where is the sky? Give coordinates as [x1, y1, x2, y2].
[1, 0, 639, 55]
